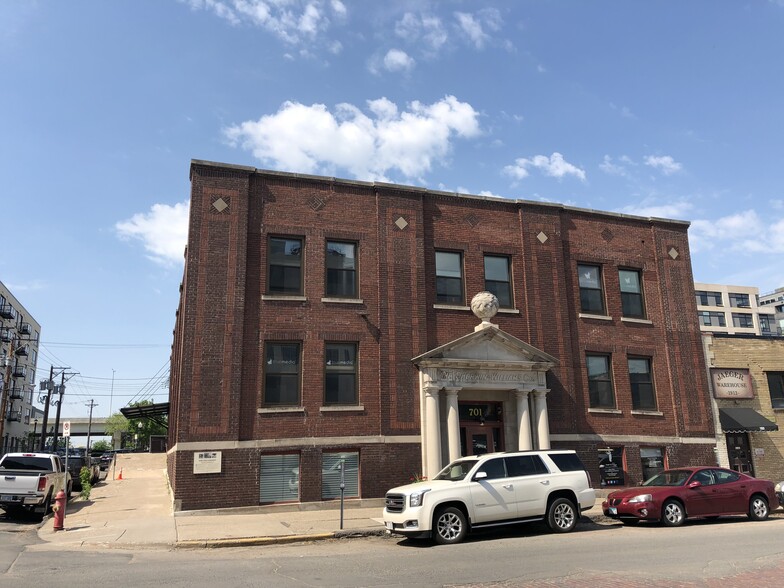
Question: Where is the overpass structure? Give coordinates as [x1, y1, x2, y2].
[48, 417, 109, 437]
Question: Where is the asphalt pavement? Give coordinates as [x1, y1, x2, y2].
[34, 452, 611, 550]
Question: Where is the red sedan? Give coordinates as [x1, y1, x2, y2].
[602, 467, 779, 527]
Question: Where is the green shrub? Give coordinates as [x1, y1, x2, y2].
[79, 466, 92, 500]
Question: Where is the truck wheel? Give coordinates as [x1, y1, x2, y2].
[433, 507, 468, 545]
[38, 492, 52, 521]
[547, 497, 578, 533]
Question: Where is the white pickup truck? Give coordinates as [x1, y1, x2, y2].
[0, 452, 72, 518]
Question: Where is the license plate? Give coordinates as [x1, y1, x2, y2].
[609, 507, 617, 515]
[385, 521, 393, 530]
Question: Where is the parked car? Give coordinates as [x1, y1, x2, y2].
[99, 452, 115, 471]
[602, 466, 778, 527]
[60, 453, 100, 490]
[383, 449, 596, 545]
[0, 452, 72, 519]
[776, 480, 784, 506]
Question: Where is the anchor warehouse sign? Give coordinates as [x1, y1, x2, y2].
[710, 368, 753, 399]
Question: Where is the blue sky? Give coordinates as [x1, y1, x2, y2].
[2, 1, 783, 419]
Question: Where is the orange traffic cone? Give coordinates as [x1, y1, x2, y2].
[117, 468, 123, 480]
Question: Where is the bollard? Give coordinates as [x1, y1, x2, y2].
[52, 490, 67, 531]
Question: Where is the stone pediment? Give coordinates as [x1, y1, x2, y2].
[412, 326, 558, 370]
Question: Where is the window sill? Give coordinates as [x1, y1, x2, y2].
[497, 308, 520, 314]
[579, 313, 613, 321]
[631, 410, 664, 416]
[588, 408, 622, 414]
[257, 407, 305, 414]
[321, 297, 364, 304]
[433, 304, 471, 311]
[320, 405, 365, 412]
[262, 295, 307, 301]
[621, 317, 653, 325]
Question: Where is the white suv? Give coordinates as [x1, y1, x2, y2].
[383, 450, 596, 544]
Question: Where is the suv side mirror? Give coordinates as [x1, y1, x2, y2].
[473, 471, 488, 481]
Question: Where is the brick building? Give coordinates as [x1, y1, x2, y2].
[702, 333, 784, 482]
[167, 159, 716, 511]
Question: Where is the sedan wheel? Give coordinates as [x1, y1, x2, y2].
[661, 499, 685, 527]
[748, 496, 769, 521]
[433, 507, 468, 545]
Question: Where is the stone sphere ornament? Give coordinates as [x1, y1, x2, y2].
[470, 291, 500, 322]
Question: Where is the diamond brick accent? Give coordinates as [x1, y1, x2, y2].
[308, 196, 326, 211]
[601, 228, 614, 242]
[395, 216, 408, 230]
[668, 247, 679, 260]
[466, 214, 480, 228]
[212, 197, 229, 213]
[537, 231, 548, 244]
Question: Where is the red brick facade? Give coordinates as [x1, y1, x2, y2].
[167, 160, 715, 511]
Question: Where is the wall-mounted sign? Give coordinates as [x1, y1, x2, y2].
[711, 368, 753, 399]
[193, 451, 222, 474]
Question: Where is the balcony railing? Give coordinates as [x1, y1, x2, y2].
[0, 304, 17, 320]
[15, 344, 29, 356]
[6, 411, 22, 422]
[18, 323, 31, 336]
[11, 365, 27, 379]
[0, 328, 12, 343]
[9, 387, 24, 400]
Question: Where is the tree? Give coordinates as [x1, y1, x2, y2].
[104, 412, 129, 441]
[126, 400, 168, 451]
[91, 439, 111, 452]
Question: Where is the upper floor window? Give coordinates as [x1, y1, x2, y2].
[268, 237, 303, 295]
[325, 343, 357, 405]
[484, 255, 512, 308]
[695, 290, 723, 306]
[436, 251, 464, 305]
[731, 313, 754, 328]
[699, 311, 726, 327]
[729, 293, 750, 308]
[767, 372, 784, 409]
[587, 354, 615, 409]
[629, 357, 656, 410]
[325, 241, 357, 298]
[619, 269, 645, 318]
[760, 315, 773, 334]
[264, 342, 300, 405]
[578, 264, 605, 314]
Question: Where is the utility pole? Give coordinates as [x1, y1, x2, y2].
[38, 365, 55, 451]
[51, 370, 77, 453]
[85, 399, 98, 454]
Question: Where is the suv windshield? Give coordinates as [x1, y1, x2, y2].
[642, 469, 692, 487]
[433, 459, 477, 481]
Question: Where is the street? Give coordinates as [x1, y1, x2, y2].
[2, 514, 784, 587]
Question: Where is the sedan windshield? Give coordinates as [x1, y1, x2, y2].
[642, 469, 692, 487]
[433, 459, 477, 481]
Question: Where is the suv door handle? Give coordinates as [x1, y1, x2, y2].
[503, 484, 513, 490]
[540, 480, 550, 485]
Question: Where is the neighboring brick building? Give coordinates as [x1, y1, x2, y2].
[167, 159, 716, 511]
[702, 333, 784, 482]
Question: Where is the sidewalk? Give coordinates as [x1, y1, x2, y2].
[36, 452, 609, 550]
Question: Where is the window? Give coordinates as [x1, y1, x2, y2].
[268, 237, 303, 295]
[260, 454, 300, 503]
[699, 311, 726, 327]
[264, 343, 300, 405]
[640, 447, 665, 482]
[325, 343, 357, 405]
[731, 313, 754, 328]
[695, 290, 723, 306]
[477, 457, 507, 480]
[619, 269, 644, 318]
[578, 264, 605, 314]
[547, 452, 587, 473]
[729, 293, 750, 308]
[712, 469, 740, 484]
[760, 315, 772, 334]
[325, 241, 357, 298]
[629, 357, 656, 410]
[435, 251, 464, 305]
[505, 454, 548, 476]
[484, 255, 512, 308]
[322, 452, 359, 499]
[768, 372, 784, 409]
[587, 354, 615, 408]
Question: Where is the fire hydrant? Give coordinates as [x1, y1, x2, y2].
[52, 490, 66, 531]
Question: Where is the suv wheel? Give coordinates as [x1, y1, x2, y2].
[433, 507, 468, 545]
[547, 497, 577, 533]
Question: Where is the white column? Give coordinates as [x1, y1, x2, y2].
[515, 388, 532, 451]
[445, 387, 461, 462]
[533, 388, 551, 450]
[424, 386, 442, 478]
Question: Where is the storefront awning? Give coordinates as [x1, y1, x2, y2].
[719, 407, 779, 433]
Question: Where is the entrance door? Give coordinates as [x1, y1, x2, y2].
[726, 433, 754, 476]
[461, 425, 502, 456]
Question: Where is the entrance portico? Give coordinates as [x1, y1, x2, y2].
[412, 292, 559, 478]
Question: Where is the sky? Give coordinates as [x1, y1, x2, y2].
[2, 1, 783, 420]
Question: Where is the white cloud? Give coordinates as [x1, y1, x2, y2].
[383, 49, 415, 73]
[644, 155, 682, 175]
[599, 155, 628, 177]
[224, 95, 481, 181]
[688, 209, 778, 253]
[454, 9, 502, 50]
[116, 201, 190, 266]
[180, 0, 345, 46]
[616, 200, 693, 220]
[395, 12, 448, 53]
[770, 199, 783, 210]
[503, 152, 586, 182]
